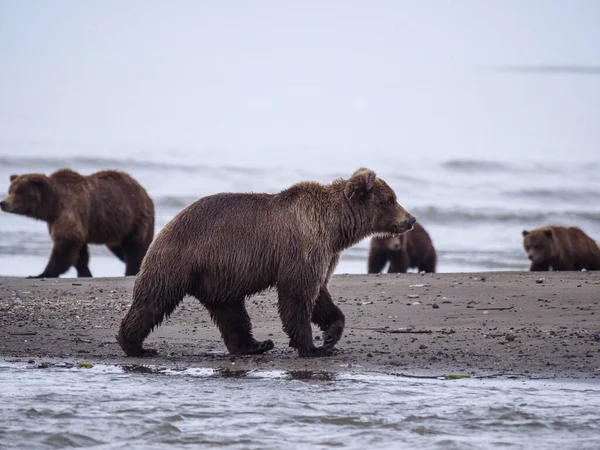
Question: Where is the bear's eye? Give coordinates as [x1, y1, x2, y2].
[387, 197, 395, 205]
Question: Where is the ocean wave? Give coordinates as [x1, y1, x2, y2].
[504, 188, 600, 203]
[155, 196, 199, 209]
[0, 239, 115, 257]
[393, 206, 600, 225]
[438, 249, 527, 265]
[441, 159, 514, 173]
[0, 155, 270, 176]
[0, 230, 562, 273]
[150, 199, 600, 225]
[0, 155, 189, 171]
[440, 159, 600, 175]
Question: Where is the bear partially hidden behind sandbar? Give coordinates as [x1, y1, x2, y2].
[522, 225, 600, 271]
[0, 169, 154, 278]
[117, 168, 416, 358]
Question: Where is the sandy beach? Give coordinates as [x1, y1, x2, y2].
[1, 272, 599, 379]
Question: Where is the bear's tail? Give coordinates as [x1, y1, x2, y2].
[117, 266, 188, 356]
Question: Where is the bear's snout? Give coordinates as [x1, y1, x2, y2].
[402, 215, 417, 233]
[528, 254, 533, 261]
[0, 198, 16, 213]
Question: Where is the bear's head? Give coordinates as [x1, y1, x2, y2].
[1, 173, 56, 221]
[345, 168, 415, 237]
[522, 228, 555, 264]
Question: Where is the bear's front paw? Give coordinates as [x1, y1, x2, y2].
[26, 274, 44, 279]
[298, 346, 336, 358]
[323, 321, 345, 348]
[121, 347, 158, 357]
[229, 339, 274, 355]
[134, 348, 159, 357]
[251, 339, 275, 354]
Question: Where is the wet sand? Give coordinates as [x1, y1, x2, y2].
[1, 272, 599, 379]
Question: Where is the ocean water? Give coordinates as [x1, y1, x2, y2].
[0, 149, 599, 277]
[1, 361, 599, 450]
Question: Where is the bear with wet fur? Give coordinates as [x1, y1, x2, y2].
[522, 226, 600, 271]
[0, 169, 154, 278]
[368, 222, 437, 273]
[117, 168, 415, 358]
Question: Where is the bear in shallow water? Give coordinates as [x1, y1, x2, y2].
[117, 168, 416, 358]
[522, 226, 600, 271]
[368, 222, 437, 273]
[0, 169, 154, 278]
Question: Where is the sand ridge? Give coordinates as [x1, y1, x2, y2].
[1, 272, 599, 379]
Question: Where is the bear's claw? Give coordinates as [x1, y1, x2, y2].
[230, 339, 274, 355]
[323, 321, 344, 348]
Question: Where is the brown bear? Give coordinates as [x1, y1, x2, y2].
[368, 222, 437, 273]
[522, 226, 600, 271]
[117, 168, 416, 358]
[0, 169, 154, 278]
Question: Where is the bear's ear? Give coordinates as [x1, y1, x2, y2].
[345, 169, 377, 200]
[522, 230, 529, 237]
[544, 229, 553, 238]
[9, 174, 18, 182]
[28, 176, 48, 188]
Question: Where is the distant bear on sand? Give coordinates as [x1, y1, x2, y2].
[117, 168, 416, 358]
[368, 222, 437, 273]
[522, 226, 600, 271]
[0, 169, 154, 278]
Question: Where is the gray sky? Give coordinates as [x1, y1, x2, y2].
[0, 0, 598, 162]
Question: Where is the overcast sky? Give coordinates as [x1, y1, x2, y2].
[0, 0, 598, 162]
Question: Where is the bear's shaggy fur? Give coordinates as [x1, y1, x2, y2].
[117, 168, 415, 358]
[368, 222, 437, 273]
[522, 226, 600, 271]
[0, 169, 154, 278]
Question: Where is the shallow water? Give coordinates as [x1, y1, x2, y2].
[1, 153, 599, 277]
[1, 362, 599, 450]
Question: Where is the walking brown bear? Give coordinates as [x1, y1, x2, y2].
[117, 168, 416, 358]
[368, 222, 437, 273]
[0, 169, 154, 278]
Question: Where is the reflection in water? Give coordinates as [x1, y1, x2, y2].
[286, 370, 337, 382]
[216, 368, 252, 379]
[1, 361, 599, 450]
[122, 364, 156, 375]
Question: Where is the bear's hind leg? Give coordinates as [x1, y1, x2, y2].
[74, 245, 92, 277]
[108, 245, 125, 262]
[201, 299, 274, 355]
[311, 287, 345, 350]
[121, 232, 149, 276]
[117, 275, 186, 357]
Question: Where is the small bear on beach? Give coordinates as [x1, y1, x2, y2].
[368, 222, 437, 273]
[522, 226, 600, 271]
[0, 169, 154, 278]
[117, 168, 416, 358]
